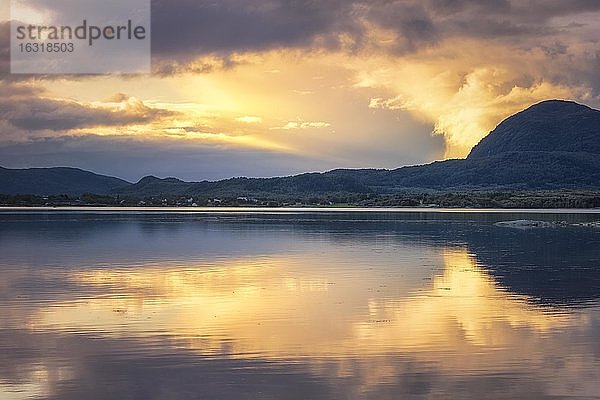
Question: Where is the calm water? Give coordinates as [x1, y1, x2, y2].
[1, 208, 600, 399]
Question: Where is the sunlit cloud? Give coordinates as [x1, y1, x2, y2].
[271, 120, 332, 130]
[351, 37, 588, 157]
[3, 0, 600, 177]
[235, 116, 263, 124]
[291, 89, 314, 95]
[0, 83, 176, 136]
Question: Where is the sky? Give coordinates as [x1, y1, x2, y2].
[1, 0, 600, 182]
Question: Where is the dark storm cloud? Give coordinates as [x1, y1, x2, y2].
[0, 83, 174, 131]
[149, 0, 600, 62]
[3, 97, 171, 131]
[424, 0, 600, 20]
[150, 0, 359, 59]
[3, 1, 600, 75]
[509, 0, 600, 19]
[149, 0, 470, 60]
[541, 41, 568, 57]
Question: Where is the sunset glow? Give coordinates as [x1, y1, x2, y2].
[3, 1, 600, 180]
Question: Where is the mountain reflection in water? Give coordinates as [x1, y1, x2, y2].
[0, 210, 599, 400]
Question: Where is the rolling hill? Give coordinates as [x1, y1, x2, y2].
[1, 100, 599, 197]
[0, 166, 130, 196]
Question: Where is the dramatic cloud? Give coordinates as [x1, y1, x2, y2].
[150, 0, 352, 58]
[148, 0, 600, 60]
[0, 83, 175, 137]
[2, 0, 600, 176]
[145, 0, 600, 157]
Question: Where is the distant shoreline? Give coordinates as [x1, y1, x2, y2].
[2, 206, 600, 214]
[3, 190, 600, 209]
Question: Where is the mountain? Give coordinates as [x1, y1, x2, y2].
[2, 100, 600, 197]
[468, 100, 600, 158]
[360, 99, 600, 191]
[0, 166, 130, 196]
[112, 100, 600, 195]
[378, 151, 600, 190]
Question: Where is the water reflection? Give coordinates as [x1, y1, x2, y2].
[1, 211, 599, 399]
[22, 250, 579, 356]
